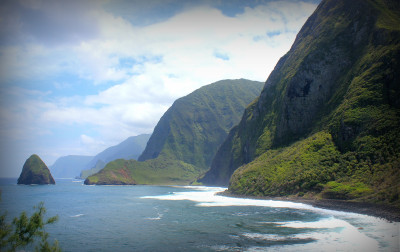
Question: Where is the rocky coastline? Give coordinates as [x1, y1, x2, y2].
[218, 190, 400, 222]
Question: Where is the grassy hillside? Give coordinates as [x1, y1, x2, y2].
[230, 132, 340, 196]
[85, 79, 263, 185]
[203, 0, 400, 207]
[84, 155, 199, 185]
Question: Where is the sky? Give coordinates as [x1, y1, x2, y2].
[0, 0, 320, 178]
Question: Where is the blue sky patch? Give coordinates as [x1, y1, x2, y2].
[214, 51, 230, 61]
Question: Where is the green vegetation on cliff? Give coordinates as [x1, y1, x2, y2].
[139, 79, 264, 168]
[17, 155, 55, 185]
[230, 132, 341, 196]
[84, 155, 199, 185]
[85, 79, 263, 185]
[203, 0, 400, 207]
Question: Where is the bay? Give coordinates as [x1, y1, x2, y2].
[0, 178, 398, 251]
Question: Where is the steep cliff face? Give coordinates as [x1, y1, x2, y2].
[202, 0, 400, 206]
[85, 79, 263, 185]
[18, 154, 55, 185]
[139, 79, 263, 169]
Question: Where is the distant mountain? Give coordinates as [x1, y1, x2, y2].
[80, 160, 105, 179]
[18, 154, 55, 185]
[80, 134, 151, 178]
[50, 155, 93, 178]
[201, 0, 400, 207]
[85, 79, 264, 185]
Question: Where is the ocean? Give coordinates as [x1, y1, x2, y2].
[0, 178, 398, 251]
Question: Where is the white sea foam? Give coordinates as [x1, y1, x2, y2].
[242, 233, 298, 241]
[142, 186, 392, 221]
[144, 187, 322, 212]
[241, 217, 381, 251]
[145, 213, 163, 220]
[70, 214, 84, 218]
[142, 186, 400, 251]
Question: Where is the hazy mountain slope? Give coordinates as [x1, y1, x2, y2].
[80, 160, 105, 179]
[85, 79, 263, 185]
[50, 155, 93, 178]
[202, 0, 400, 206]
[80, 134, 150, 178]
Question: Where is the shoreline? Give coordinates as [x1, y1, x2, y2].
[218, 190, 400, 222]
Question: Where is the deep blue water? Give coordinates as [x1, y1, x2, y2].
[0, 178, 398, 251]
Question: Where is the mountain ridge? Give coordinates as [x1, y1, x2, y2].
[49, 134, 150, 179]
[85, 79, 264, 185]
[80, 134, 150, 178]
[138, 79, 264, 169]
[50, 155, 93, 179]
[201, 0, 400, 207]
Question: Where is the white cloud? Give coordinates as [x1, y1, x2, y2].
[80, 134, 106, 153]
[68, 1, 316, 85]
[0, 0, 318, 176]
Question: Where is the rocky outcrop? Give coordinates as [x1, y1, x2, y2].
[18, 154, 55, 185]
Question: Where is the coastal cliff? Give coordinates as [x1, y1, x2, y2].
[85, 79, 263, 185]
[201, 0, 400, 207]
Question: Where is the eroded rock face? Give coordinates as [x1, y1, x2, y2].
[201, 0, 400, 193]
[17, 154, 55, 185]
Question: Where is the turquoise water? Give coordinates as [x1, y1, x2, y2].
[0, 178, 398, 251]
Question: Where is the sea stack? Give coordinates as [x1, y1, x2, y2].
[17, 154, 55, 185]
